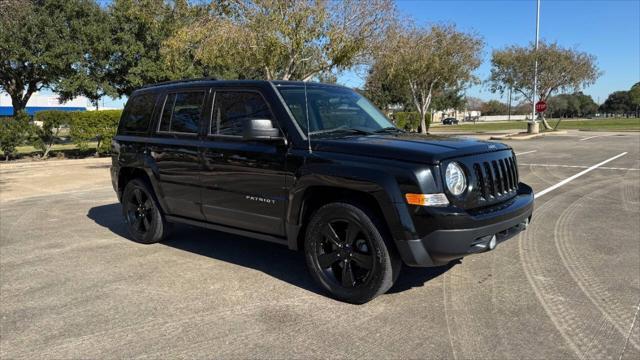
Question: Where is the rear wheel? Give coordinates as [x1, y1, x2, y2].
[122, 179, 168, 244]
[304, 202, 401, 304]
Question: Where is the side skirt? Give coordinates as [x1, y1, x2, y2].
[165, 215, 289, 247]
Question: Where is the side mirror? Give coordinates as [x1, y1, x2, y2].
[242, 119, 282, 141]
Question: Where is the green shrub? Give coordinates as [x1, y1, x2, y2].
[394, 111, 431, 132]
[393, 112, 420, 131]
[33, 110, 73, 158]
[69, 110, 121, 155]
[0, 114, 35, 160]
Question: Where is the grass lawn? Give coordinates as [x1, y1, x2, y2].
[430, 117, 640, 132]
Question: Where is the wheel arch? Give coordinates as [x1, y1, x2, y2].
[286, 169, 417, 251]
[117, 166, 169, 213]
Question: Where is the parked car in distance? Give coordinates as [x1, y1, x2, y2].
[442, 117, 459, 125]
[111, 78, 534, 304]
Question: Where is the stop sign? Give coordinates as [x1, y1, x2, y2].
[535, 100, 547, 113]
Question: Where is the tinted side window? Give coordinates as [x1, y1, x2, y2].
[158, 91, 205, 134]
[119, 93, 156, 134]
[211, 91, 273, 136]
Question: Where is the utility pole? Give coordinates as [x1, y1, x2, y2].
[531, 0, 540, 123]
[508, 86, 512, 121]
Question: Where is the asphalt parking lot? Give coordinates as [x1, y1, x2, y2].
[1, 130, 639, 359]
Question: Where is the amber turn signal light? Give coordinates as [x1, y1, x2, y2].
[405, 193, 449, 206]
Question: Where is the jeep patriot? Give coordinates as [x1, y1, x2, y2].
[111, 79, 534, 303]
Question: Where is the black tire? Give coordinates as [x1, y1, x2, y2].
[304, 202, 401, 304]
[121, 178, 168, 244]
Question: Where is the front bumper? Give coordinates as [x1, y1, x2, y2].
[396, 183, 534, 267]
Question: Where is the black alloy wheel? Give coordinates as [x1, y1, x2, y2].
[305, 202, 401, 304]
[122, 179, 168, 244]
[315, 219, 375, 289]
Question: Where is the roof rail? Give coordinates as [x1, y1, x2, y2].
[142, 77, 218, 88]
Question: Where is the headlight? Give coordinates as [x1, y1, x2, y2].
[445, 162, 467, 196]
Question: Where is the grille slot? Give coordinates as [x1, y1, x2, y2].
[474, 154, 519, 203]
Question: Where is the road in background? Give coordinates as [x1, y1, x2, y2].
[1, 132, 639, 359]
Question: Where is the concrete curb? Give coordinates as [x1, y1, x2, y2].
[0, 157, 111, 170]
[490, 130, 568, 141]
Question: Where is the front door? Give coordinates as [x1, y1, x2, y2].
[200, 90, 288, 236]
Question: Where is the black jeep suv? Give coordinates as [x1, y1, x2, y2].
[111, 79, 534, 303]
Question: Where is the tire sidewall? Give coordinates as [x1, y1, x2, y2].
[122, 179, 165, 244]
[304, 202, 397, 304]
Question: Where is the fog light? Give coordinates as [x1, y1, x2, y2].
[488, 235, 497, 250]
[405, 193, 449, 206]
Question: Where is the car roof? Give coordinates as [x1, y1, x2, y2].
[131, 78, 350, 96]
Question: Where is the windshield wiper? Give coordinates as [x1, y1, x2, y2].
[309, 127, 373, 136]
[373, 127, 405, 134]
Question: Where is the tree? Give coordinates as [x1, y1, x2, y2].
[0, 0, 93, 115]
[162, 0, 396, 82]
[545, 92, 597, 120]
[108, 0, 206, 97]
[364, 61, 411, 111]
[465, 97, 484, 111]
[575, 92, 598, 116]
[0, 114, 34, 161]
[371, 24, 483, 133]
[55, 1, 117, 109]
[431, 88, 466, 112]
[32, 111, 71, 158]
[628, 82, 640, 117]
[600, 91, 632, 116]
[547, 95, 568, 118]
[480, 100, 509, 116]
[512, 102, 532, 115]
[488, 41, 600, 129]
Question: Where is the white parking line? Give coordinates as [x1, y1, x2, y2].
[580, 135, 608, 141]
[521, 163, 640, 171]
[534, 152, 628, 199]
[515, 150, 537, 156]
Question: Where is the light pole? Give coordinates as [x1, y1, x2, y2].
[508, 86, 512, 121]
[531, 0, 540, 123]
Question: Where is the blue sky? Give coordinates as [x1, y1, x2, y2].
[60, 0, 640, 108]
[341, 0, 640, 104]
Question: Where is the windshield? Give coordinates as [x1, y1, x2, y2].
[276, 85, 396, 136]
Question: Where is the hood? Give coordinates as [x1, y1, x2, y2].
[311, 133, 511, 164]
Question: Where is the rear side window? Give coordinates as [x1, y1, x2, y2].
[119, 93, 156, 134]
[211, 91, 273, 136]
[158, 91, 205, 134]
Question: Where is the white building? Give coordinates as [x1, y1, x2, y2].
[0, 92, 90, 116]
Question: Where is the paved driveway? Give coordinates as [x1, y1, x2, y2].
[1, 132, 639, 358]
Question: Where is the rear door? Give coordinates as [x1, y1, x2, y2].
[113, 92, 159, 194]
[147, 88, 209, 220]
[200, 89, 289, 236]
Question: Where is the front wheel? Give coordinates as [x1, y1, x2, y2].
[304, 202, 401, 304]
[121, 179, 168, 244]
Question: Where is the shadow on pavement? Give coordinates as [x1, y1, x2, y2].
[87, 203, 454, 297]
[388, 261, 457, 293]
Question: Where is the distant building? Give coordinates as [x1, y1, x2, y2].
[0, 92, 88, 117]
[477, 115, 531, 122]
[432, 109, 481, 122]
